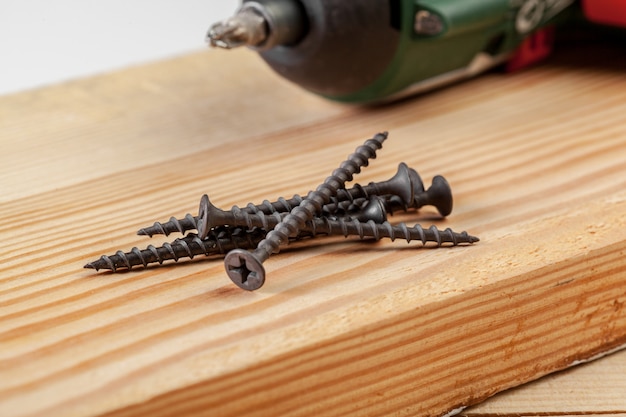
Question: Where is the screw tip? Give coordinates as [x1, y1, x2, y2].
[83, 263, 97, 270]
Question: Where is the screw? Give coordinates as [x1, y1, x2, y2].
[196, 194, 388, 239]
[312, 219, 477, 245]
[84, 227, 267, 272]
[223, 132, 388, 291]
[225, 216, 478, 291]
[136, 161, 420, 238]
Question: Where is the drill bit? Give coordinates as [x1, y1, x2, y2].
[207, 6, 268, 49]
[206, 1, 307, 50]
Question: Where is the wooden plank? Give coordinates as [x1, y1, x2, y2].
[0, 49, 343, 203]
[464, 348, 626, 415]
[0, 40, 625, 417]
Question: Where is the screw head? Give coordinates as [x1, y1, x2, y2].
[383, 163, 420, 206]
[354, 196, 388, 223]
[197, 194, 211, 239]
[394, 163, 415, 205]
[224, 249, 266, 291]
[407, 166, 425, 195]
[430, 175, 453, 217]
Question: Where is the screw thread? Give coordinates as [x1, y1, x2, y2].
[308, 218, 478, 246]
[197, 194, 388, 238]
[137, 213, 198, 237]
[84, 227, 266, 272]
[334, 183, 370, 205]
[253, 132, 388, 262]
[240, 196, 364, 218]
[227, 205, 285, 230]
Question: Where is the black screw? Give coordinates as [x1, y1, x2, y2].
[84, 227, 267, 272]
[308, 219, 477, 246]
[224, 216, 478, 291]
[196, 194, 389, 239]
[222, 132, 388, 291]
[136, 161, 420, 237]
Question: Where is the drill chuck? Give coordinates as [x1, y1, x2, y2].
[209, 0, 399, 98]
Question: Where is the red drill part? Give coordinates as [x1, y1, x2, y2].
[582, 0, 626, 27]
[507, 26, 556, 72]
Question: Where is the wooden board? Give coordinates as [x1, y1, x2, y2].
[1, 37, 625, 417]
[464, 347, 626, 416]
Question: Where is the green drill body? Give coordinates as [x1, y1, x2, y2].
[330, 0, 576, 103]
[209, 0, 577, 103]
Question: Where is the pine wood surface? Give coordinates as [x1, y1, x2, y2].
[1, 39, 625, 417]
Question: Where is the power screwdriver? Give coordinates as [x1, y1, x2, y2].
[206, 1, 620, 103]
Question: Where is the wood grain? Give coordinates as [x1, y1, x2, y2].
[464, 348, 626, 416]
[1, 39, 625, 417]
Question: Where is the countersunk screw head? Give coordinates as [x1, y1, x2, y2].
[352, 196, 388, 224]
[197, 194, 212, 239]
[224, 249, 266, 291]
[380, 162, 424, 206]
[426, 175, 453, 217]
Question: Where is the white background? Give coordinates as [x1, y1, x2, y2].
[0, 0, 240, 95]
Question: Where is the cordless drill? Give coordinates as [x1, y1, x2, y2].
[206, 0, 625, 103]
